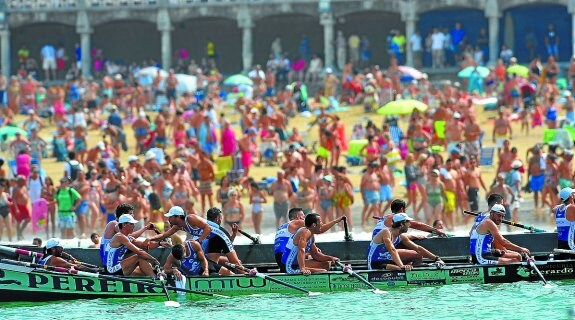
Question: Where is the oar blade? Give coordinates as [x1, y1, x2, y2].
[164, 301, 181, 308]
[372, 289, 388, 294]
[308, 291, 323, 296]
[213, 294, 231, 299]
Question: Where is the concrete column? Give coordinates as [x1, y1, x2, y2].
[238, 7, 253, 72]
[401, 0, 418, 67]
[320, 13, 335, 69]
[0, 30, 9, 78]
[157, 8, 172, 69]
[80, 32, 91, 77]
[485, 0, 500, 66]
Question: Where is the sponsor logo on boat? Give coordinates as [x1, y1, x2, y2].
[330, 274, 370, 289]
[447, 268, 483, 283]
[488, 267, 505, 277]
[191, 277, 267, 291]
[24, 273, 162, 294]
[368, 271, 407, 283]
[517, 263, 574, 278]
[406, 270, 445, 281]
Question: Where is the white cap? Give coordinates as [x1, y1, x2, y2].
[118, 214, 138, 224]
[560, 187, 575, 202]
[366, 73, 374, 79]
[145, 150, 156, 160]
[45, 238, 62, 250]
[511, 160, 522, 169]
[325, 67, 333, 74]
[453, 112, 461, 119]
[250, 108, 258, 114]
[165, 206, 185, 217]
[128, 155, 139, 163]
[490, 204, 506, 215]
[392, 213, 414, 223]
[139, 111, 146, 118]
[97, 141, 105, 150]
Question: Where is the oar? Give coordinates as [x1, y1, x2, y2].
[370, 216, 454, 237]
[238, 229, 260, 244]
[343, 216, 353, 241]
[217, 260, 321, 296]
[0, 244, 43, 258]
[524, 255, 550, 287]
[553, 249, 575, 256]
[0, 259, 228, 298]
[155, 265, 180, 307]
[463, 210, 546, 233]
[335, 260, 386, 294]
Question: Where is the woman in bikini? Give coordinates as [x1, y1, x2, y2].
[249, 182, 267, 234]
[424, 169, 446, 226]
[332, 175, 354, 231]
[216, 176, 231, 210]
[88, 170, 103, 232]
[41, 177, 56, 238]
[359, 135, 380, 163]
[171, 175, 192, 208]
[0, 179, 12, 242]
[155, 167, 174, 212]
[542, 155, 559, 210]
[222, 189, 244, 233]
[316, 175, 335, 226]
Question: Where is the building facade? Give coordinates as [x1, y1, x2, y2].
[1, 0, 574, 77]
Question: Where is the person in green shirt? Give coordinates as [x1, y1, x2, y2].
[55, 177, 81, 239]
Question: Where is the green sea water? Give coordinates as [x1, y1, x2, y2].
[2, 281, 573, 320]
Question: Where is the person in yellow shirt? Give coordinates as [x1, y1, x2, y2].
[207, 40, 216, 59]
[392, 31, 406, 64]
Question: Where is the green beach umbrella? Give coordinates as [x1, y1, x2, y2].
[223, 74, 253, 86]
[506, 65, 529, 78]
[376, 100, 428, 115]
[457, 66, 490, 78]
[0, 126, 26, 137]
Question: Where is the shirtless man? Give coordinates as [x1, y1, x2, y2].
[271, 106, 288, 149]
[73, 172, 90, 238]
[238, 128, 256, 177]
[132, 111, 150, 154]
[361, 162, 381, 226]
[378, 158, 395, 215]
[154, 111, 167, 149]
[300, 149, 316, 179]
[197, 152, 215, 215]
[13, 176, 30, 241]
[558, 150, 574, 189]
[270, 171, 293, 227]
[291, 179, 316, 212]
[441, 159, 458, 230]
[527, 146, 545, 209]
[129, 185, 150, 233]
[445, 112, 464, 151]
[464, 157, 487, 223]
[463, 115, 482, 160]
[166, 69, 178, 106]
[144, 150, 162, 181]
[497, 140, 515, 176]
[492, 109, 513, 157]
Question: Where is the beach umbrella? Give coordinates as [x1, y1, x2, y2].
[457, 66, 490, 78]
[398, 66, 424, 80]
[506, 65, 529, 78]
[0, 126, 26, 137]
[224, 74, 253, 86]
[137, 66, 168, 78]
[175, 74, 197, 93]
[376, 100, 428, 115]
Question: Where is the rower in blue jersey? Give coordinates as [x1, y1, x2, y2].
[105, 214, 161, 276]
[368, 213, 444, 270]
[163, 240, 230, 277]
[39, 238, 95, 271]
[468, 193, 504, 236]
[149, 206, 243, 273]
[470, 204, 529, 265]
[553, 188, 575, 258]
[280, 213, 340, 275]
[275, 207, 346, 267]
[100, 204, 155, 266]
[372, 199, 446, 239]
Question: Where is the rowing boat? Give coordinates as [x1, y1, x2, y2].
[1, 258, 573, 302]
[1, 232, 558, 267]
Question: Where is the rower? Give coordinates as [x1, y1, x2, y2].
[149, 206, 244, 272]
[100, 204, 155, 266]
[39, 238, 95, 271]
[105, 214, 161, 276]
[469, 193, 503, 236]
[373, 199, 446, 238]
[368, 213, 445, 270]
[275, 207, 346, 268]
[163, 240, 231, 278]
[553, 187, 575, 258]
[281, 213, 339, 275]
[470, 204, 530, 265]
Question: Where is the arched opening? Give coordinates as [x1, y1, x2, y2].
[172, 17, 241, 73]
[500, 4, 570, 63]
[418, 8, 488, 67]
[253, 14, 322, 68]
[11, 23, 78, 80]
[337, 10, 403, 67]
[93, 20, 160, 68]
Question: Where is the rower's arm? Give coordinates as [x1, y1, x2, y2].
[163, 254, 178, 275]
[122, 237, 159, 264]
[193, 216, 213, 243]
[319, 216, 344, 234]
[487, 220, 529, 254]
[383, 230, 405, 268]
[148, 225, 179, 242]
[51, 256, 76, 269]
[296, 235, 309, 271]
[410, 220, 440, 235]
[190, 240, 209, 276]
[131, 224, 152, 239]
[309, 243, 334, 262]
[400, 234, 438, 260]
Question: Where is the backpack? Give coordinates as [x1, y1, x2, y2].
[67, 161, 81, 180]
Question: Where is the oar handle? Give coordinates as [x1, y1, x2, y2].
[342, 216, 353, 241]
[238, 229, 260, 244]
[0, 245, 44, 258]
[463, 210, 546, 233]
